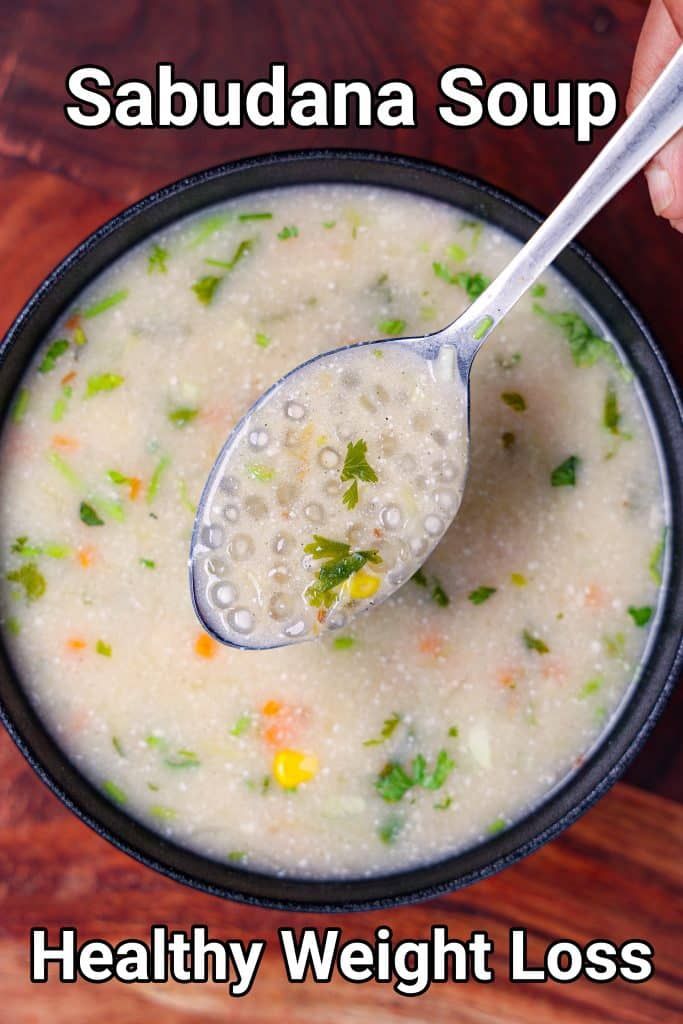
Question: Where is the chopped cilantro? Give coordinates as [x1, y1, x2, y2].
[140, 558, 156, 569]
[435, 795, 453, 811]
[39, 339, 69, 374]
[148, 244, 168, 274]
[447, 726, 459, 737]
[11, 387, 29, 423]
[147, 455, 170, 503]
[378, 816, 403, 845]
[305, 536, 352, 560]
[192, 275, 222, 305]
[188, 212, 231, 247]
[364, 712, 401, 746]
[205, 238, 253, 271]
[85, 373, 124, 398]
[322, 220, 336, 229]
[340, 438, 378, 508]
[534, 304, 629, 378]
[255, 332, 271, 348]
[431, 579, 450, 607]
[6, 563, 46, 602]
[229, 713, 252, 737]
[628, 605, 652, 628]
[79, 502, 104, 527]
[446, 243, 467, 262]
[333, 635, 355, 650]
[472, 315, 494, 340]
[168, 407, 199, 428]
[378, 318, 406, 336]
[164, 749, 200, 769]
[12, 537, 69, 559]
[83, 290, 128, 319]
[523, 629, 549, 654]
[51, 384, 73, 423]
[102, 780, 126, 804]
[304, 535, 381, 608]
[496, 352, 522, 370]
[487, 817, 506, 835]
[375, 749, 454, 803]
[531, 283, 547, 297]
[247, 463, 275, 482]
[5, 617, 20, 636]
[510, 573, 527, 587]
[412, 568, 428, 587]
[96, 639, 112, 657]
[433, 263, 491, 297]
[277, 225, 299, 240]
[150, 805, 176, 821]
[501, 392, 526, 412]
[48, 451, 82, 489]
[551, 455, 580, 487]
[112, 736, 124, 756]
[238, 212, 272, 221]
[604, 632, 626, 658]
[579, 677, 603, 699]
[469, 586, 496, 605]
[501, 431, 516, 449]
[228, 849, 247, 861]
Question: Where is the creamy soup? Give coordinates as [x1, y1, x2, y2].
[192, 341, 468, 648]
[0, 185, 666, 878]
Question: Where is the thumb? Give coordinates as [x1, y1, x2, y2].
[644, 131, 683, 231]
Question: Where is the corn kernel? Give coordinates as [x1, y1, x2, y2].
[273, 749, 318, 789]
[348, 570, 380, 600]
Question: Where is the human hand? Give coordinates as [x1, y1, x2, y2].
[627, 0, 683, 231]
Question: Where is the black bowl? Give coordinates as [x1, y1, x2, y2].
[1, 150, 681, 912]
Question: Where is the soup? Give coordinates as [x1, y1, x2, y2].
[0, 185, 665, 877]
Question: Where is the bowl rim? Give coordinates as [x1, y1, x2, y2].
[1, 147, 681, 912]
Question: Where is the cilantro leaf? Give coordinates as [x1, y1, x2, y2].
[378, 319, 406, 336]
[205, 238, 254, 271]
[342, 479, 359, 509]
[79, 502, 104, 526]
[551, 455, 580, 487]
[85, 373, 124, 398]
[375, 762, 415, 802]
[168, 407, 199, 428]
[192, 275, 222, 305]
[364, 712, 401, 746]
[431, 579, 450, 607]
[501, 392, 526, 412]
[341, 439, 378, 484]
[469, 586, 496, 605]
[6, 563, 46, 602]
[83, 291, 128, 319]
[628, 605, 652, 628]
[277, 225, 299, 240]
[523, 629, 549, 654]
[39, 339, 69, 374]
[148, 244, 168, 274]
[304, 536, 351, 560]
[534, 305, 629, 379]
[375, 749, 454, 803]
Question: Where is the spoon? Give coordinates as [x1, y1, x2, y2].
[190, 46, 683, 650]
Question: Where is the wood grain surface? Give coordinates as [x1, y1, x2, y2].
[0, 0, 681, 1019]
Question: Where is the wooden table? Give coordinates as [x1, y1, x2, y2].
[0, 1, 681, 1020]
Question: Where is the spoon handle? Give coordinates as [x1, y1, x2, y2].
[443, 44, 683, 357]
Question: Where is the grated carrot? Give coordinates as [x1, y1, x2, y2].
[128, 477, 142, 501]
[61, 370, 77, 387]
[418, 631, 445, 657]
[194, 632, 217, 659]
[66, 314, 82, 330]
[66, 637, 87, 651]
[584, 583, 607, 608]
[51, 434, 79, 451]
[497, 666, 521, 689]
[262, 700, 281, 716]
[77, 546, 95, 568]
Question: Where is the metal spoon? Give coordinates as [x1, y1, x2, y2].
[190, 46, 683, 650]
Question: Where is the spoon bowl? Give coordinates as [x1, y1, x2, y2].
[190, 45, 683, 649]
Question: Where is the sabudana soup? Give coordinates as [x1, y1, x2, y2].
[0, 185, 666, 877]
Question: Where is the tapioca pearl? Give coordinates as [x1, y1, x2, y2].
[223, 503, 240, 523]
[201, 524, 224, 549]
[304, 502, 325, 524]
[276, 481, 299, 507]
[326, 610, 347, 630]
[285, 400, 306, 421]
[380, 504, 403, 530]
[359, 394, 377, 413]
[219, 475, 239, 495]
[208, 580, 238, 609]
[435, 491, 458, 514]
[228, 534, 254, 561]
[324, 478, 343, 497]
[346, 523, 367, 548]
[269, 592, 295, 621]
[248, 428, 269, 450]
[205, 555, 228, 576]
[410, 536, 429, 557]
[283, 619, 307, 638]
[272, 531, 294, 555]
[437, 459, 458, 482]
[398, 454, 417, 475]
[284, 428, 303, 448]
[268, 564, 291, 585]
[372, 383, 390, 405]
[341, 370, 360, 389]
[424, 514, 443, 536]
[226, 607, 254, 635]
[430, 428, 448, 448]
[379, 432, 398, 457]
[415, 474, 429, 491]
[336, 423, 354, 443]
[318, 446, 340, 470]
[411, 411, 430, 432]
[387, 564, 411, 586]
[244, 495, 268, 521]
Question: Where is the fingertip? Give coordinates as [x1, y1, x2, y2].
[645, 164, 675, 216]
[669, 217, 683, 235]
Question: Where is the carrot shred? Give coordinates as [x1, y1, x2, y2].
[77, 546, 95, 568]
[66, 637, 87, 651]
[584, 584, 607, 608]
[497, 666, 521, 689]
[61, 370, 77, 386]
[128, 477, 142, 501]
[418, 631, 445, 657]
[51, 434, 79, 451]
[194, 632, 217, 659]
[262, 700, 281, 716]
[66, 314, 81, 330]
